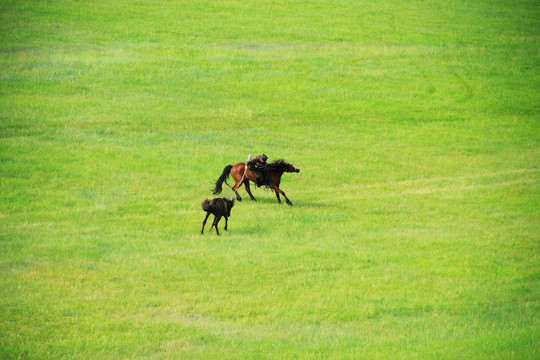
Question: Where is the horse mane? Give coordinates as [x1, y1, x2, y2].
[246, 157, 287, 171]
[266, 159, 288, 172]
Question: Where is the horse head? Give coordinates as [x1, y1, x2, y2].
[285, 162, 300, 173]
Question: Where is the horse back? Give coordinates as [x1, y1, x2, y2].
[230, 162, 254, 181]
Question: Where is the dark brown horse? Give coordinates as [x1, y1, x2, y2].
[212, 159, 300, 206]
[201, 198, 234, 235]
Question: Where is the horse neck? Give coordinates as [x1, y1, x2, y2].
[271, 169, 285, 183]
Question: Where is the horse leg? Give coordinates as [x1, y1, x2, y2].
[272, 185, 293, 206]
[224, 216, 228, 231]
[275, 191, 281, 204]
[201, 212, 211, 234]
[244, 180, 256, 201]
[232, 180, 243, 202]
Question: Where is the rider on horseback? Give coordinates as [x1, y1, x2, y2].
[246, 154, 271, 188]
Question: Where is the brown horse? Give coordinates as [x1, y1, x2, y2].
[212, 159, 300, 206]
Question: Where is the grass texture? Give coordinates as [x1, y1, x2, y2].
[1, 0, 539, 359]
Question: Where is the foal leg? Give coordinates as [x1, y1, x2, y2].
[201, 212, 211, 234]
[210, 215, 216, 232]
[272, 185, 293, 206]
[214, 216, 222, 235]
[244, 180, 256, 201]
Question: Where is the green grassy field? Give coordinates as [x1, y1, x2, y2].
[1, 0, 539, 358]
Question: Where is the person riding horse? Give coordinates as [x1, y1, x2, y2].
[246, 154, 271, 188]
[212, 155, 300, 205]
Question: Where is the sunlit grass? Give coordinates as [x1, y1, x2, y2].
[1, 0, 539, 359]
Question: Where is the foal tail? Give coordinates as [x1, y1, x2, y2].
[202, 199, 212, 212]
[212, 165, 232, 195]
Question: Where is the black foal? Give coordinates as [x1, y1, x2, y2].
[201, 198, 234, 235]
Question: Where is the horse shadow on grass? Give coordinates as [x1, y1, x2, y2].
[220, 186, 330, 208]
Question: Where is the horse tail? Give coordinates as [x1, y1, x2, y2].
[212, 165, 232, 194]
[201, 199, 212, 212]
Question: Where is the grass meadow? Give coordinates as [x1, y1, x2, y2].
[1, 0, 539, 358]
